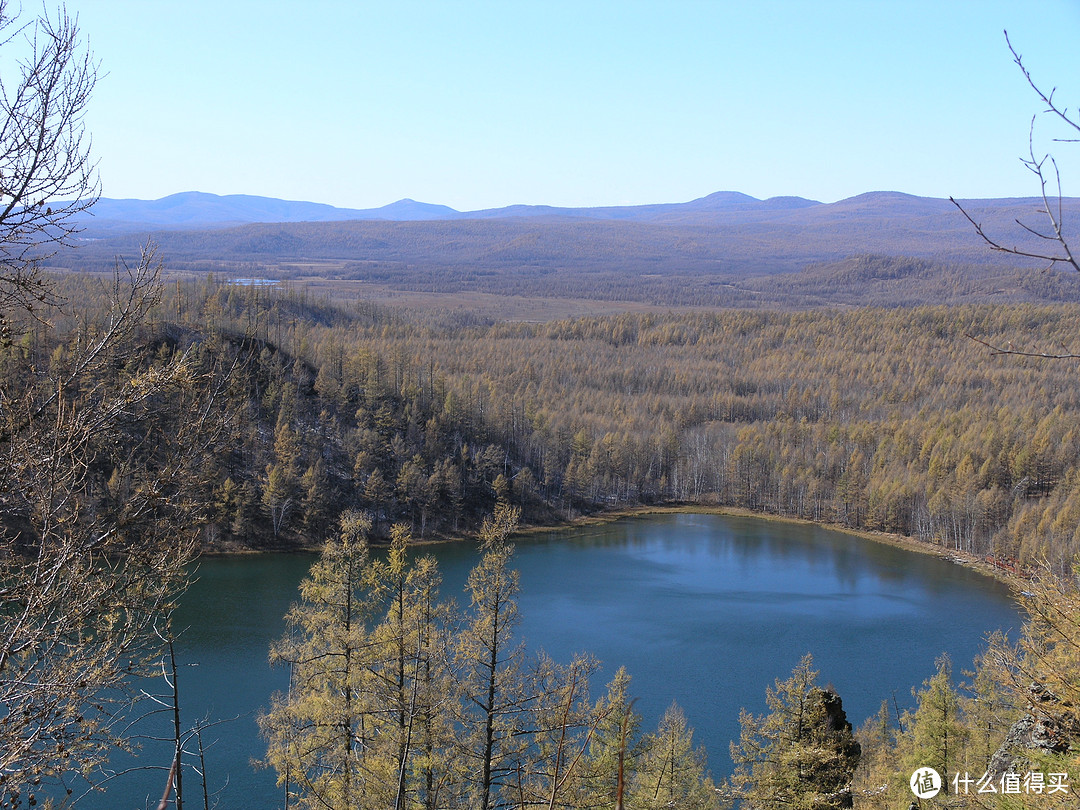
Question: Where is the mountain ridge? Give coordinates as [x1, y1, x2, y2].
[75, 188, 1068, 237]
[76, 189, 835, 232]
[62, 190, 1080, 275]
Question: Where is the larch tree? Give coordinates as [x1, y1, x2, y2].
[895, 655, 966, 802]
[849, 702, 896, 810]
[260, 511, 379, 810]
[520, 652, 601, 810]
[959, 640, 1017, 778]
[453, 503, 532, 810]
[627, 702, 719, 810]
[364, 523, 458, 810]
[578, 667, 642, 810]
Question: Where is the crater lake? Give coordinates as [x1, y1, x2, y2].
[81, 512, 1022, 809]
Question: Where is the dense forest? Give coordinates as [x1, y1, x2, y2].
[12, 265, 1080, 803]
[27, 272, 1077, 574]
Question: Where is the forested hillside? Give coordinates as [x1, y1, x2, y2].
[27, 272, 1080, 577]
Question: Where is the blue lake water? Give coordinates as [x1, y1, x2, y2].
[80, 512, 1022, 809]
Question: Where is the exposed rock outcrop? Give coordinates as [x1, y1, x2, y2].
[987, 683, 1075, 781]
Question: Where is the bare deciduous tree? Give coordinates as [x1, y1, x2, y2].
[0, 0, 98, 317]
[0, 5, 231, 804]
[0, 248, 232, 806]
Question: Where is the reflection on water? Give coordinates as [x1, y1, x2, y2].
[81, 512, 1021, 809]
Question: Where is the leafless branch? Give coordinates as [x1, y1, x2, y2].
[964, 332, 1080, 360]
[0, 1, 99, 314]
[0, 248, 234, 802]
[1005, 31, 1080, 139]
[950, 31, 1080, 279]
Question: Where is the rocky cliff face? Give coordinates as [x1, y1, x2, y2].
[988, 683, 1075, 780]
[803, 687, 862, 809]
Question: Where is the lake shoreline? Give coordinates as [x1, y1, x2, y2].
[133, 504, 1024, 810]
[530, 503, 1025, 591]
[200, 501, 1026, 593]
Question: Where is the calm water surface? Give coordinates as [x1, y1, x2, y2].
[86, 513, 1021, 809]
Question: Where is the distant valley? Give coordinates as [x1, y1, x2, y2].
[55, 190, 1080, 311]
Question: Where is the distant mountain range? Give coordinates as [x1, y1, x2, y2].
[56, 189, 1080, 309]
[71, 189, 1078, 269]
[79, 192, 460, 231]
[78, 189, 828, 232]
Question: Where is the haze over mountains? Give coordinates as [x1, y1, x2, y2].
[61, 190, 1080, 309]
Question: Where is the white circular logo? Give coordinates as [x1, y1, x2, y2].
[910, 767, 942, 798]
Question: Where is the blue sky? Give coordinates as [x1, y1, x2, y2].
[71, 0, 1080, 210]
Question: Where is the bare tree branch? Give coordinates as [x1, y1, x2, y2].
[956, 31, 1080, 360]
[951, 31, 1079, 279]
[964, 332, 1080, 360]
[0, 0, 99, 315]
[1005, 30, 1080, 139]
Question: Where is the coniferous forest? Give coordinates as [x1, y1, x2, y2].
[45, 271, 1080, 574]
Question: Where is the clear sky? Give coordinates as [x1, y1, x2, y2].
[66, 0, 1080, 210]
